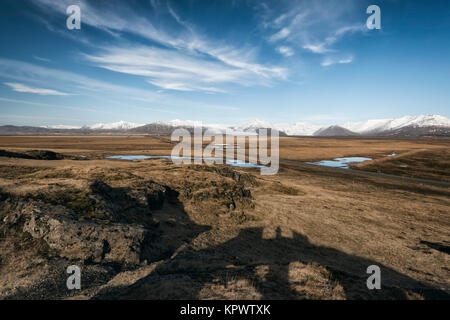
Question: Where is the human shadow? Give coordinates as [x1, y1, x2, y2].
[94, 217, 449, 299]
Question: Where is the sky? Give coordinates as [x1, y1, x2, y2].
[0, 0, 449, 127]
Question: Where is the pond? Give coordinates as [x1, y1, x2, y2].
[307, 157, 372, 169]
[105, 155, 266, 168]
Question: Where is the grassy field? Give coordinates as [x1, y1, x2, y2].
[0, 136, 448, 299]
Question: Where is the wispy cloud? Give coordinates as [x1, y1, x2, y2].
[258, 1, 365, 63]
[277, 46, 294, 57]
[303, 44, 331, 54]
[269, 28, 290, 42]
[4, 82, 70, 96]
[84, 45, 286, 92]
[0, 58, 241, 114]
[0, 97, 115, 115]
[31, 0, 287, 92]
[0, 58, 162, 100]
[303, 24, 365, 54]
[33, 55, 51, 62]
[321, 57, 353, 67]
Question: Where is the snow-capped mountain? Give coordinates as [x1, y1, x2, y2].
[160, 119, 231, 131]
[42, 124, 82, 129]
[21, 114, 450, 136]
[160, 119, 205, 127]
[158, 119, 321, 136]
[88, 120, 144, 130]
[231, 120, 321, 136]
[233, 115, 450, 136]
[272, 122, 322, 136]
[93, 115, 450, 135]
[342, 115, 450, 134]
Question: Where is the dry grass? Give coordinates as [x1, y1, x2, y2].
[352, 148, 450, 182]
[0, 136, 448, 300]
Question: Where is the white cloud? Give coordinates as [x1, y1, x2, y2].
[321, 57, 353, 67]
[303, 44, 330, 54]
[0, 58, 241, 114]
[269, 28, 291, 42]
[32, 0, 287, 92]
[84, 45, 286, 92]
[33, 55, 51, 62]
[258, 1, 366, 59]
[338, 58, 353, 64]
[4, 82, 70, 96]
[302, 24, 364, 55]
[277, 46, 294, 57]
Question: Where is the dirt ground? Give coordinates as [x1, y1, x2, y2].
[0, 136, 448, 300]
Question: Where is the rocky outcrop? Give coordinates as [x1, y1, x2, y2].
[0, 149, 64, 160]
[23, 209, 148, 264]
[0, 178, 186, 299]
[0, 162, 267, 299]
[195, 165, 257, 187]
[1, 180, 176, 266]
[87, 180, 175, 222]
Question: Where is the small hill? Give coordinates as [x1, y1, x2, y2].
[128, 123, 180, 135]
[313, 125, 359, 137]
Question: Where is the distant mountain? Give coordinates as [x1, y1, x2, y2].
[372, 125, 450, 137]
[41, 121, 143, 130]
[232, 120, 319, 136]
[275, 122, 322, 136]
[229, 115, 450, 136]
[1, 115, 449, 137]
[42, 125, 82, 130]
[0, 125, 54, 135]
[342, 115, 450, 135]
[314, 125, 359, 137]
[128, 123, 183, 135]
[88, 121, 143, 130]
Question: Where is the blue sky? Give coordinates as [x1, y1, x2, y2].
[0, 0, 449, 127]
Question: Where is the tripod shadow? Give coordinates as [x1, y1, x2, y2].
[94, 208, 449, 299]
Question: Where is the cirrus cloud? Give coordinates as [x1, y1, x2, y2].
[84, 45, 287, 92]
[4, 82, 71, 96]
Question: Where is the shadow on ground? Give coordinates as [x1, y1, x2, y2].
[94, 204, 449, 300]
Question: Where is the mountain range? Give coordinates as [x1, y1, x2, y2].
[1, 115, 449, 137]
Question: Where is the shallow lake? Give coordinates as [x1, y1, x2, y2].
[307, 157, 372, 169]
[105, 155, 266, 168]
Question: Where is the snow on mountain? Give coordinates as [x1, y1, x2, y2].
[233, 115, 450, 136]
[342, 119, 392, 133]
[43, 124, 82, 129]
[233, 119, 272, 130]
[157, 119, 234, 134]
[45, 115, 450, 135]
[161, 119, 205, 127]
[342, 115, 450, 134]
[273, 122, 322, 136]
[388, 115, 450, 129]
[89, 120, 144, 130]
[231, 120, 321, 136]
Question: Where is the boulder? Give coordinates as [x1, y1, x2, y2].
[23, 208, 148, 265]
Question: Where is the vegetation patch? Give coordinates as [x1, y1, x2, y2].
[31, 188, 96, 217]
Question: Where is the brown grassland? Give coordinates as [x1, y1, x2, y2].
[0, 135, 448, 299]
